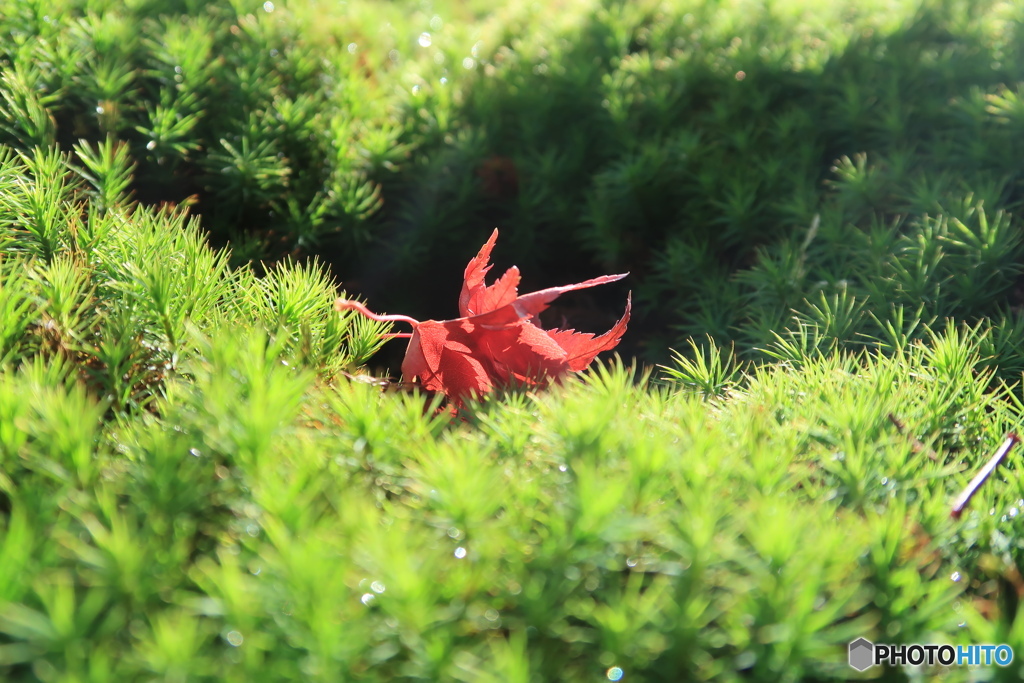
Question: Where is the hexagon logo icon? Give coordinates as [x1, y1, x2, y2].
[849, 638, 874, 671]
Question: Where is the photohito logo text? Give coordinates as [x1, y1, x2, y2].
[848, 638, 1013, 672]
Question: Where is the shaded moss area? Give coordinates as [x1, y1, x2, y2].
[4, 0, 1024, 367]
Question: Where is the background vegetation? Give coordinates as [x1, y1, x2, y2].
[4, 0, 1024, 680]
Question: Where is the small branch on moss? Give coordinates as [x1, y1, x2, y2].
[951, 433, 1021, 519]
[886, 412, 939, 462]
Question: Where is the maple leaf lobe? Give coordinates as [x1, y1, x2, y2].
[460, 228, 522, 317]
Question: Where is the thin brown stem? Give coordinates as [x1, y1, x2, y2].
[951, 433, 1021, 519]
[334, 298, 420, 328]
[886, 413, 939, 462]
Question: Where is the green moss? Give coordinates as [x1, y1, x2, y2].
[5, 1, 1024, 680]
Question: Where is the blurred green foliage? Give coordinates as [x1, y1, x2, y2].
[5, 0, 1024, 680]
[2, 0, 1023, 364]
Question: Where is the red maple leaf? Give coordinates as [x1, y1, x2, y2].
[335, 229, 630, 407]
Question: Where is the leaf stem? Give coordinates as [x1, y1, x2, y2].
[334, 298, 420, 328]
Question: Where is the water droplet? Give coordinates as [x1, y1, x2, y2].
[371, 581, 386, 594]
[226, 630, 244, 647]
[411, 85, 420, 95]
[1010, 507, 1019, 518]
[262, 1, 274, 12]
[484, 609, 499, 621]
[454, 546, 467, 559]
[447, 527, 462, 539]
[430, 15, 443, 31]
[361, 593, 375, 605]
[189, 448, 201, 457]
[463, 57, 475, 69]
[418, 32, 432, 48]
[951, 571, 962, 582]
[389, 49, 399, 63]
[958, 621, 967, 628]
[347, 43, 357, 54]
[607, 666, 624, 681]
[626, 557, 638, 568]
[558, 464, 568, 472]
[880, 477, 888, 486]
[439, 76, 447, 85]
[96, 105, 105, 115]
